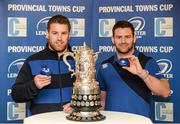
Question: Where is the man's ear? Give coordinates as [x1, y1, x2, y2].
[133, 35, 137, 43]
[111, 37, 115, 44]
[45, 30, 48, 39]
[68, 34, 70, 40]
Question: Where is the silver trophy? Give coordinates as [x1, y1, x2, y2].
[63, 42, 105, 121]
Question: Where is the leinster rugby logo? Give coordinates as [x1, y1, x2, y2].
[128, 17, 146, 38]
[36, 16, 51, 36]
[156, 59, 172, 74]
[156, 59, 173, 79]
[7, 58, 25, 78]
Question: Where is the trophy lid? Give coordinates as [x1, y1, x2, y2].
[77, 42, 93, 54]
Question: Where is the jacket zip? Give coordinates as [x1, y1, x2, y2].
[58, 56, 63, 110]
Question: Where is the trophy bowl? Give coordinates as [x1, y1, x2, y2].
[63, 42, 105, 121]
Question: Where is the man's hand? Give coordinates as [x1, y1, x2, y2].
[122, 55, 144, 76]
[63, 103, 73, 114]
[34, 75, 51, 89]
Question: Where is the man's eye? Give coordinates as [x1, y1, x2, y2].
[62, 32, 68, 35]
[125, 35, 132, 39]
[116, 36, 122, 39]
[52, 32, 57, 35]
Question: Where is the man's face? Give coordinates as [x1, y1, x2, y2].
[112, 27, 136, 54]
[46, 23, 70, 53]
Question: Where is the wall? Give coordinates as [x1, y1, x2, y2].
[0, 0, 179, 123]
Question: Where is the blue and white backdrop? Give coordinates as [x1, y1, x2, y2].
[0, 0, 179, 123]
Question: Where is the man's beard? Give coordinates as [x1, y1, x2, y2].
[49, 43, 67, 53]
[116, 43, 134, 55]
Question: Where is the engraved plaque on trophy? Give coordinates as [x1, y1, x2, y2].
[63, 42, 105, 121]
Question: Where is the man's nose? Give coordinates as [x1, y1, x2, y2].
[121, 37, 126, 43]
[57, 34, 62, 40]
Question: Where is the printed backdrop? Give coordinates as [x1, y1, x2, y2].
[0, 0, 179, 123]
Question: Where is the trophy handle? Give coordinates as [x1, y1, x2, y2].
[63, 52, 75, 72]
[93, 52, 100, 61]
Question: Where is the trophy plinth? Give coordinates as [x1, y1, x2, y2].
[63, 42, 105, 121]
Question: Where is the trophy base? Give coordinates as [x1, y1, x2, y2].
[66, 111, 105, 122]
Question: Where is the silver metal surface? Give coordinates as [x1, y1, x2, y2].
[63, 42, 105, 121]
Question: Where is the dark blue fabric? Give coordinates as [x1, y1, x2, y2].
[11, 46, 75, 116]
[29, 59, 75, 75]
[33, 87, 72, 104]
[97, 50, 163, 117]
